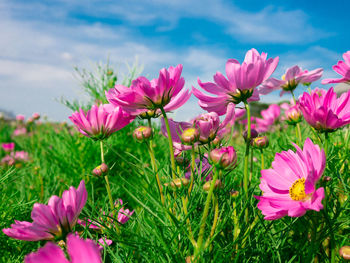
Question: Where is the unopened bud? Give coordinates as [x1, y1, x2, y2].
[230, 190, 239, 198]
[285, 106, 302, 125]
[133, 126, 152, 141]
[251, 136, 269, 149]
[175, 156, 189, 166]
[339, 246, 350, 260]
[203, 179, 222, 192]
[139, 110, 159, 119]
[32, 112, 40, 120]
[243, 128, 259, 142]
[165, 178, 190, 189]
[323, 176, 331, 183]
[92, 163, 109, 176]
[210, 146, 237, 169]
[181, 128, 199, 145]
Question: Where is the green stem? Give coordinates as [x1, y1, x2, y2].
[188, 145, 196, 197]
[291, 90, 297, 104]
[296, 123, 302, 145]
[243, 101, 251, 224]
[147, 142, 165, 205]
[249, 147, 253, 183]
[181, 196, 196, 247]
[160, 107, 176, 179]
[100, 141, 114, 211]
[260, 149, 264, 170]
[195, 168, 220, 257]
[205, 194, 219, 252]
[324, 132, 329, 157]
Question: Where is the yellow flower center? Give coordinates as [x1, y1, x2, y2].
[137, 127, 147, 132]
[289, 178, 309, 201]
[183, 128, 197, 137]
[281, 74, 286, 81]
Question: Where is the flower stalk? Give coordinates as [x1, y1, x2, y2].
[243, 101, 251, 223]
[100, 140, 114, 211]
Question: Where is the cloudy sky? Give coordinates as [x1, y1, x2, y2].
[0, 0, 348, 121]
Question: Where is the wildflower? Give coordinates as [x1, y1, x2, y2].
[192, 112, 220, 143]
[260, 65, 323, 96]
[322, 51, 350, 84]
[260, 104, 280, 125]
[184, 155, 212, 182]
[24, 234, 101, 263]
[251, 136, 269, 149]
[298, 88, 350, 132]
[3, 180, 87, 241]
[210, 146, 237, 169]
[106, 64, 191, 115]
[69, 104, 134, 140]
[16, 114, 25, 121]
[2, 142, 15, 152]
[285, 105, 302, 125]
[32, 113, 40, 120]
[13, 127, 27, 136]
[92, 163, 109, 177]
[339, 246, 350, 260]
[181, 128, 200, 145]
[133, 126, 153, 141]
[116, 199, 134, 224]
[193, 48, 279, 113]
[256, 138, 325, 220]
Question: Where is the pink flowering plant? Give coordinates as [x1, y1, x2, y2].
[1, 51, 350, 263]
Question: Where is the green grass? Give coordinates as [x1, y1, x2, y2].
[0, 118, 349, 262]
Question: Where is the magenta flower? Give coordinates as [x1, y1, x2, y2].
[32, 112, 40, 120]
[117, 199, 134, 224]
[193, 49, 279, 114]
[256, 138, 325, 220]
[3, 180, 87, 241]
[260, 104, 280, 125]
[322, 51, 350, 84]
[69, 104, 134, 140]
[2, 142, 15, 152]
[106, 64, 191, 115]
[24, 234, 101, 263]
[185, 155, 212, 181]
[210, 146, 237, 169]
[298, 87, 350, 132]
[161, 103, 236, 145]
[13, 151, 29, 162]
[16, 114, 25, 121]
[13, 127, 27, 136]
[260, 65, 323, 96]
[284, 105, 303, 125]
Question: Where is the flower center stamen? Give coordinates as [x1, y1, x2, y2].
[289, 178, 308, 201]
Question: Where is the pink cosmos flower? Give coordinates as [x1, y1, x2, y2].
[256, 138, 325, 220]
[298, 87, 350, 132]
[24, 234, 101, 263]
[260, 104, 280, 125]
[69, 104, 134, 140]
[185, 155, 212, 181]
[260, 65, 323, 96]
[117, 199, 134, 224]
[1, 155, 15, 166]
[78, 199, 134, 228]
[193, 49, 279, 114]
[32, 112, 40, 120]
[161, 103, 236, 145]
[106, 64, 191, 115]
[13, 151, 29, 162]
[210, 146, 237, 169]
[322, 51, 350, 84]
[2, 142, 15, 152]
[3, 180, 87, 241]
[284, 105, 303, 125]
[16, 114, 25, 121]
[13, 127, 27, 136]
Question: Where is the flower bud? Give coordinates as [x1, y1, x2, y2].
[16, 114, 25, 122]
[93, 163, 109, 176]
[251, 136, 269, 149]
[210, 146, 237, 169]
[230, 190, 239, 198]
[133, 126, 152, 141]
[339, 246, 350, 260]
[285, 105, 302, 125]
[32, 112, 40, 120]
[322, 176, 331, 183]
[138, 110, 160, 119]
[203, 179, 222, 192]
[175, 156, 189, 166]
[181, 128, 199, 145]
[243, 128, 259, 142]
[165, 178, 189, 189]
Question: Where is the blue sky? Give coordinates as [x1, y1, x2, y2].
[0, 0, 348, 120]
